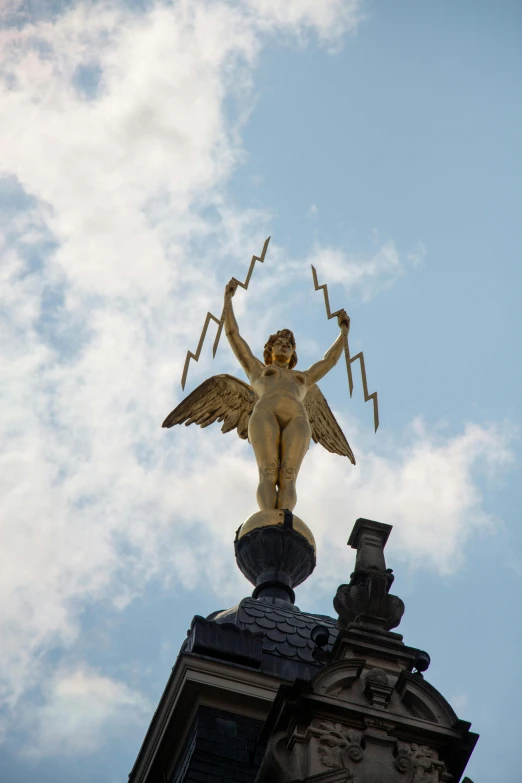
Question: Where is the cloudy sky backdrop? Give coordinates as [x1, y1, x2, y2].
[0, 1, 521, 781]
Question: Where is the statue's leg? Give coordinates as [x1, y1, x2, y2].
[248, 408, 281, 510]
[278, 416, 311, 511]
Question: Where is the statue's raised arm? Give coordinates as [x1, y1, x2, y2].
[223, 279, 264, 382]
[304, 309, 350, 386]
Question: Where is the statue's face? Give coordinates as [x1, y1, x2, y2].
[271, 335, 293, 365]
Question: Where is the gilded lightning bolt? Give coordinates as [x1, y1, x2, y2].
[181, 237, 271, 389]
[311, 265, 379, 432]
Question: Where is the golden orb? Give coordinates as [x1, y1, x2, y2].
[237, 509, 316, 552]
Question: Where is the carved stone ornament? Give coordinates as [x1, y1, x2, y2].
[364, 667, 394, 709]
[310, 721, 364, 778]
[365, 667, 388, 686]
[394, 741, 446, 782]
[334, 520, 405, 632]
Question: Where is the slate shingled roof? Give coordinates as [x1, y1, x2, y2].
[209, 597, 338, 678]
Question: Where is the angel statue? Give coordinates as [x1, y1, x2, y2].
[163, 279, 355, 513]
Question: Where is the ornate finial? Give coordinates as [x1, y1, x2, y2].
[334, 518, 404, 632]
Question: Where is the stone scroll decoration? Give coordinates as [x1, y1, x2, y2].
[394, 742, 450, 783]
[310, 721, 364, 780]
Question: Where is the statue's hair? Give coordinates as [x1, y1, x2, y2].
[263, 329, 298, 369]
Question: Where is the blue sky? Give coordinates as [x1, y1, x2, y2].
[0, 1, 520, 781]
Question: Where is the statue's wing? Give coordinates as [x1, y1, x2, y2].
[304, 384, 356, 464]
[162, 374, 255, 440]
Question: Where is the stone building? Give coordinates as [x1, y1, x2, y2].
[128, 514, 477, 783]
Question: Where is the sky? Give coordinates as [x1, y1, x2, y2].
[0, 1, 521, 781]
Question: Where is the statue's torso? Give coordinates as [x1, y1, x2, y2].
[251, 365, 308, 425]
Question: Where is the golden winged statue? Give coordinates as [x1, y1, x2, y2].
[163, 280, 355, 513]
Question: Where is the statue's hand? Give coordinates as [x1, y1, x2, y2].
[337, 308, 350, 330]
[225, 279, 239, 300]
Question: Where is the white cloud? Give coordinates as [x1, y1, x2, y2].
[21, 667, 150, 758]
[306, 235, 426, 301]
[0, 1, 259, 298]
[247, 0, 364, 44]
[0, 0, 368, 739]
[297, 417, 513, 587]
